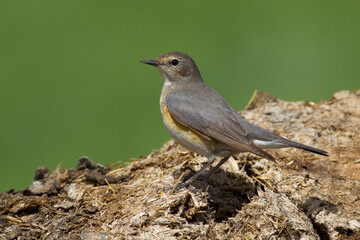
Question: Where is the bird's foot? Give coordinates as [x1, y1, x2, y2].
[160, 167, 204, 193]
[159, 181, 201, 194]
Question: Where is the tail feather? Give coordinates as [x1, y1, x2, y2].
[242, 121, 328, 156]
[287, 141, 328, 156]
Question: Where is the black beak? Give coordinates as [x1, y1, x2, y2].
[140, 59, 162, 66]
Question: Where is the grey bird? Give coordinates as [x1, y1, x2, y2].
[140, 51, 328, 191]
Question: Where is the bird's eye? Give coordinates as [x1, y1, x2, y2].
[170, 59, 179, 66]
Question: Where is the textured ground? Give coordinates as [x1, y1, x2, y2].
[1, 90, 359, 240]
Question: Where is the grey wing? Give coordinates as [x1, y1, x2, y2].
[166, 89, 275, 161]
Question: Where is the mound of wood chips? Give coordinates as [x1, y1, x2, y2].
[1, 90, 360, 240]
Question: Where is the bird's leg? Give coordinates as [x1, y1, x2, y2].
[206, 156, 230, 178]
[171, 155, 217, 191]
[171, 166, 196, 180]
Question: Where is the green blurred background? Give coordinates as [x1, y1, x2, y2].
[1, 1, 359, 192]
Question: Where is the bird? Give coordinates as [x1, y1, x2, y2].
[140, 51, 328, 191]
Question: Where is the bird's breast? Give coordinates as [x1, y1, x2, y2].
[159, 93, 238, 158]
[159, 94, 213, 157]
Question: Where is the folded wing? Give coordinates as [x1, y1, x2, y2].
[166, 87, 275, 161]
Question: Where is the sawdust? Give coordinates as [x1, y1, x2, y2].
[1, 90, 360, 240]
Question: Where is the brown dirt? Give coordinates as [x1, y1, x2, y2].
[1, 90, 360, 240]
